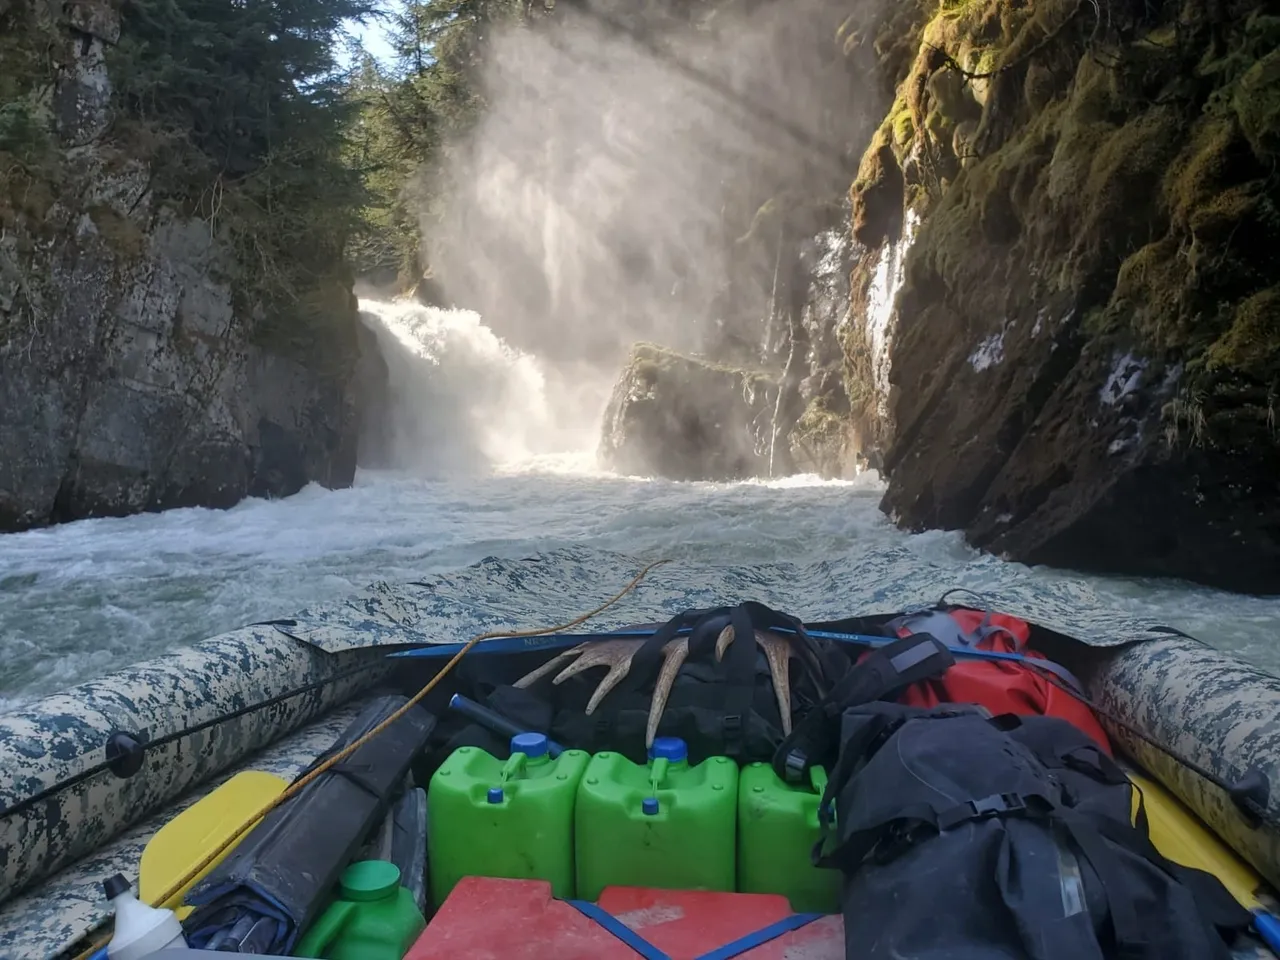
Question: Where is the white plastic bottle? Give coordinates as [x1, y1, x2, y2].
[103, 874, 188, 960]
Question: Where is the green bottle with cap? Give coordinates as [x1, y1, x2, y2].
[737, 761, 840, 913]
[427, 732, 591, 906]
[575, 737, 738, 902]
[292, 860, 424, 960]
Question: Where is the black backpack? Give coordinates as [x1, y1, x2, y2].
[815, 701, 1253, 959]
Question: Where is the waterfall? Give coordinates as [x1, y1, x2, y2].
[358, 298, 609, 475]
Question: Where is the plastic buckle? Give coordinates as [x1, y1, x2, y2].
[938, 792, 1027, 830]
[783, 749, 808, 785]
[971, 793, 1026, 817]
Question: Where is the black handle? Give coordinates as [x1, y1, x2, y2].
[447, 694, 566, 758]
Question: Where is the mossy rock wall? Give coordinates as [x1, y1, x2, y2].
[850, 0, 1280, 591]
[0, 0, 365, 531]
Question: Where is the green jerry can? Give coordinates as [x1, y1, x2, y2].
[293, 860, 425, 960]
[737, 762, 840, 913]
[427, 732, 590, 906]
[575, 736, 738, 902]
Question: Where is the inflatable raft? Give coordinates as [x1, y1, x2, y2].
[1, 546, 1279, 959]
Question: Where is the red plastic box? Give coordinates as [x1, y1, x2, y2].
[406, 876, 845, 959]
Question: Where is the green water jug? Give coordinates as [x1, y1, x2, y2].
[737, 761, 840, 913]
[293, 860, 424, 960]
[575, 737, 738, 901]
[427, 732, 590, 905]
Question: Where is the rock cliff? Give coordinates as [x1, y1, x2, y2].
[600, 0, 1278, 590]
[0, 0, 367, 530]
[795, 0, 1276, 592]
[588, 0, 925, 483]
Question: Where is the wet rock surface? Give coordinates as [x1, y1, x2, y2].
[599, 343, 779, 481]
[0, 207, 363, 530]
[851, 0, 1280, 592]
[0, 0, 366, 531]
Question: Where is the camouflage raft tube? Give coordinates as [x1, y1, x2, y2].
[1, 547, 1279, 959]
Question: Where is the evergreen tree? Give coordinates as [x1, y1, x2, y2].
[337, 0, 529, 288]
[108, 0, 380, 359]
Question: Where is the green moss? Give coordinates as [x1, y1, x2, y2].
[925, 66, 980, 126]
[1231, 48, 1280, 163]
[792, 396, 846, 445]
[1205, 288, 1280, 379]
[1186, 182, 1263, 242]
[892, 108, 915, 149]
[789, 396, 852, 475]
[999, 0, 1074, 64]
[735, 196, 782, 245]
[842, 0, 1280, 463]
[627, 341, 772, 383]
[1081, 106, 1182, 228]
[1167, 117, 1239, 225]
[89, 205, 149, 261]
[850, 122, 905, 246]
[1022, 59, 1057, 111]
[1110, 236, 1184, 331]
[971, 46, 998, 76]
[0, 3, 63, 231]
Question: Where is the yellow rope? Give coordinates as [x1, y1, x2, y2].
[71, 557, 669, 960]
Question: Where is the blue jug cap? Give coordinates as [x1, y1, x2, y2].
[642, 797, 659, 816]
[650, 737, 687, 762]
[487, 786, 504, 804]
[510, 732, 548, 758]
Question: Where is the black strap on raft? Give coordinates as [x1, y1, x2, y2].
[1021, 723, 1253, 943]
[772, 633, 955, 785]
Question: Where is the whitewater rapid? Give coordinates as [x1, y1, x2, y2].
[1, 298, 1278, 711]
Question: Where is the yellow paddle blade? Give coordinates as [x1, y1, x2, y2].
[1127, 768, 1262, 910]
[139, 770, 288, 919]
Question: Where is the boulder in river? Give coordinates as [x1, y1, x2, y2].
[599, 343, 779, 480]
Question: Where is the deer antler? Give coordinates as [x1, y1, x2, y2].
[514, 637, 691, 746]
[514, 622, 807, 745]
[715, 626, 799, 735]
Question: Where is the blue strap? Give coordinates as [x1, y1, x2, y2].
[564, 899, 672, 960]
[564, 899, 828, 960]
[692, 912, 825, 960]
[805, 629, 1088, 695]
[389, 620, 1085, 694]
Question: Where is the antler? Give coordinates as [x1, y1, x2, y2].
[715, 626, 798, 735]
[513, 637, 690, 746]
[512, 626, 803, 745]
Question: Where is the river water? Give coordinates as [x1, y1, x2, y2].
[1, 298, 1277, 712]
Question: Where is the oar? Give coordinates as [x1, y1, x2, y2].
[139, 770, 288, 918]
[1125, 765, 1280, 954]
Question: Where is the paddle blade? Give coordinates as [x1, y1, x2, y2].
[1127, 768, 1263, 910]
[140, 770, 287, 918]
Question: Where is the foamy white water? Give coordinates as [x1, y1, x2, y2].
[1, 299, 1277, 710]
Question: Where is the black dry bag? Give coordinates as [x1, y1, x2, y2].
[816, 702, 1253, 960]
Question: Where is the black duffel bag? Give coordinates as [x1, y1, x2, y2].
[816, 701, 1253, 959]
